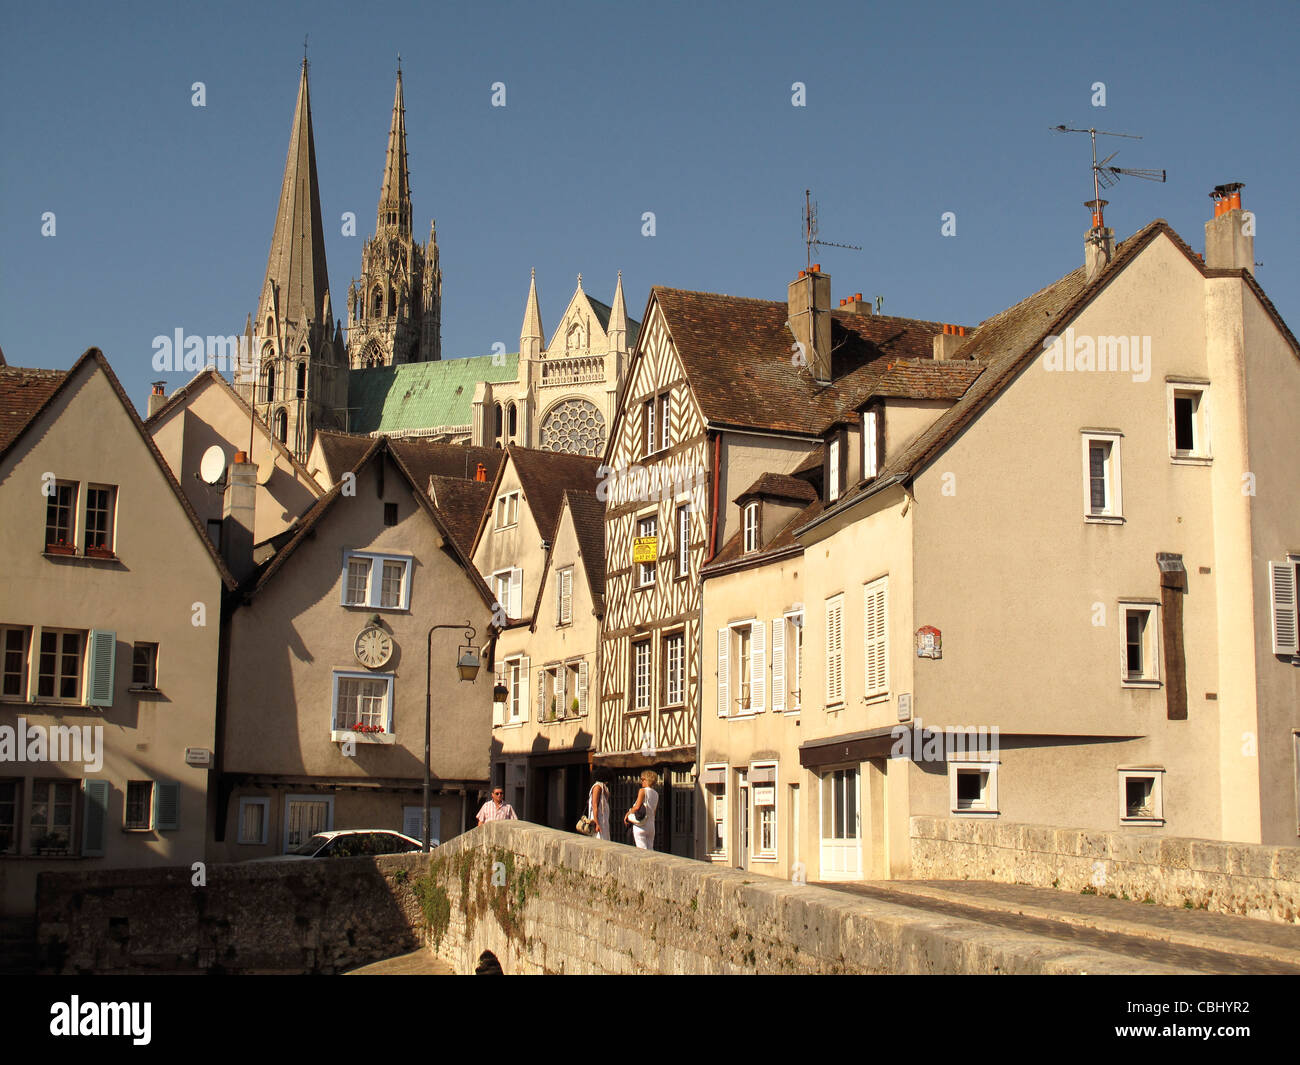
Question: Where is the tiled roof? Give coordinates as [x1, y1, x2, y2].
[314, 430, 374, 482]
[390, 439, 505, 487]
[865, 359, 983, 400]
[347, 353, 519, 435]
[509, 446, 604, 544]
[427, 475, 494, 556]
[706, 498, 822, 572]
[564, 488, 607, 612]
[585, 294, 641, 348]
[650, 288, 947, 435]
[0, 367, 67, 449]
[735, 472, 817, 505]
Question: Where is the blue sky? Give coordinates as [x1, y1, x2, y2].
[2, 0, 1297, 412]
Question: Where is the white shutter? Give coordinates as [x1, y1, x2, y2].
[750, 620, 766, 712]
[826, 599, 843, 704]
[864, 578, 888, 696]
[828, 440, 840, 502]
[509, 568, 523, 618]
[537, 666, 547, 720]
[520, 656, 530, 721]
[578, 659, 589, 716]
[561, 569, 573, 623]
[717, 628, 729, 717]
[864, 410, 878, 477]
[492, 666, 505, 726]
[771, 618, 786, 713]
[1271, 561, 1299, 655]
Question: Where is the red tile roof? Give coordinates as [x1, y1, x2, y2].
[0, 367, 67, 450]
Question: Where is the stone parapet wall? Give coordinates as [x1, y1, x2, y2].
[910, 817, 1300, 924]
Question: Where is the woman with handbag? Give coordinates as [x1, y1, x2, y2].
[583, 771, 611, 841]
[623, 769, 659, 850]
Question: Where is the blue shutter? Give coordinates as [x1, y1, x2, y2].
[154, 782, 180, 830]
[81, 779, 110, 856]
[86, 629, 116, 707]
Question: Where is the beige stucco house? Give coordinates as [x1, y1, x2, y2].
[0, 350, 235, 913]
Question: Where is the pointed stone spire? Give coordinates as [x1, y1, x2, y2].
[260, 59, 332, 330]
[520, 268, 545, 360]
[608, 270, 628, 353]
[376, 67, 412, 235]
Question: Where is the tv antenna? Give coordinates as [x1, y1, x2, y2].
[1051, 126, 1165, 228]
[803, 189, 861, 271]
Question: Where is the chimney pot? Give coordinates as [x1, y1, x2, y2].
[1204, 183, 1252, 273]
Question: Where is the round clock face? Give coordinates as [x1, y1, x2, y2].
[354, 626, 394, 669]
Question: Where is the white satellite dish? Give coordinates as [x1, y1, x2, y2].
[199, 445, 227, 485]
[256, 453, 277, 486]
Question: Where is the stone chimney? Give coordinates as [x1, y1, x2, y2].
[1205, 183, 1253, 274]
[932, 324, 967, 359]
[837, 292, 872, 316]
[1084, 199, 1114, 280]
[222, 451, 257, 583]
[789, 264, 832, 384]
[147, 381, 167, 418]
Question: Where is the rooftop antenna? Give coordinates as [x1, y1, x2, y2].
[1051, 125, 1166, 232]
[803, 189, 861, 271]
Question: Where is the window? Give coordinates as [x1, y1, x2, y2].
[45, 481, 77, 550]
[2, 627, 30, 699]
[274, 409, 287, 444]
[743, 502, 759, 553]
[1119, 769, 1164, 824]
[1081, 431, 1123, 521]
[0, 780, 18, 854]
[632, 640, 651, 712]
[825, 596, 844, 706]
[676, 504, 690, 578]
[663, 631, 684, 706]
[828, 438, 840, 502]
[496, 657, 528, 723]
[771, 611, 804, 712]
[636, 515, 657, 588]
[539, 665, 566, 720]
[30, 780, 76, 852]
[658, 392, 672, 452]
[821, 767, 858, 840]
[863, 408, 880, 479]
[493, 568, 523, 618]
[81, 484, 114, 553]
[296, 362, 307, 399]
[383, 502, 398, 526]
[863, 577, 888, 699]
[125, 781, 153, 829]
[736, 626, 752, 711]
[643, 399, 656, 457]
[704, 767, 727, 859]
[238, 798, 269, 844]
[1168, 382, 1210, 462]
[950, 760, 999, 816]
[341, 552, 411, 610]
[718, 621, 764, 715]
[1120, 602, 1160, 685]
[1269, 557, 1300, 657]
[507, 403, 518, 439]
[753, 769, 777, 860]
[495, 491, 520, 529]
[263, 364, 275, 404]
[556, 567, 573, 624]
[564, 659, 587, 717]
[131, 642, 157, 689]
[37, 629, 83, 702]
[494, 403, 503, 440]
[332, 672, 394, 734]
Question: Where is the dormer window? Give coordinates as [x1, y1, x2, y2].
[743, 502, 759, 552]
[863, 408, 880, 479]
[828, 438, 841, 502]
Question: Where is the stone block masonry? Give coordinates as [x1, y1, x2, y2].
[910, 817, 1300, 924]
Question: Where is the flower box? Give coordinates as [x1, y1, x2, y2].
[45, 543, 76, 556]
[85, 545, 116, 560]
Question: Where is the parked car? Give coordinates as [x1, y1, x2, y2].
[246, 829, 430, 862]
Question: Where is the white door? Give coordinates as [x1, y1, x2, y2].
[283, 795, 332, 851]
[818, 767, 861, 880]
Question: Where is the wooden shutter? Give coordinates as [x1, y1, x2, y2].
[717, 628, 729, 717]
[536, 664, 546, 720]
[154, 781, 180, 830]
[826, 599, 843, 704]
[750, 621, 766, 712]
[560, 569, 572, 623]
[492, 666, 505, 726]
[1271, 561, 1299, 655]
[864, 578, 888, 696]
[771, 618, 786, 712]
[86, 629, 116, 707]
[509, 568, 523, 618]
[520, 656, 530, 721]
[81, 779, 110, 857]
[578, 659, 589, 716]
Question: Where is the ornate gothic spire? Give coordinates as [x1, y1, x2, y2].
[376, 68, 411, 235]
[261, 59, 332, 328]
[608, 270, 628, 353]
[520, 268, 545, 360]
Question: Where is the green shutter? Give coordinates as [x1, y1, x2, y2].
[154, 782, 180, 830]
[81, 779, 110, 856]
[86, 629, 116, 707]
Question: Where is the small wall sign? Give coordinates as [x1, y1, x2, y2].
[185, 747, 212, 767]
[915, 626, 942, 659]
[897, 693, 913, 722]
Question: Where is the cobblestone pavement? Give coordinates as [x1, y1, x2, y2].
[819, 880, 1300, 975]
[343, 949, 455, 975]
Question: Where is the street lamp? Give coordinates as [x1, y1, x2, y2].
[425, 621, 479, 852]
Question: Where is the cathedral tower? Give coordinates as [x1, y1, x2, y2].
[346, 67, 442, 368]
[239, 58, 348, 462]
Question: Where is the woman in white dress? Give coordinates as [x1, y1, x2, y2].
[587, 772, 611, 841]
[624, 770, 659, 850]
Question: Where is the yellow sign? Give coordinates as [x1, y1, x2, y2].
[633, 536, 658, 563]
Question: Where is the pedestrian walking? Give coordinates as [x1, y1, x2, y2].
[586, 771, 612, 841]
[476, 785, 518, 824]
[623, 770, 659, 850]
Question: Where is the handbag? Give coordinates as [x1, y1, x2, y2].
[576, 814, 596, 835]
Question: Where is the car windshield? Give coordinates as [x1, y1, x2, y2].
[287, 834, 330, 856]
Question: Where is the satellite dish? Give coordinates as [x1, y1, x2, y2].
[199, 446, 227, 485]
[256, 453, 277, 486]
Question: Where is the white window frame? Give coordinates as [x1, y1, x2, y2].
[237, 797, 270, 844]
[1167, 380, 1211, 464]
[1119, 600, 1161, 687]
[1081, 430, 1123, 523]
[663, 629, 685, 707]
[493, 567, 523, 618]
[949, 757, 999, 818]
[658, 392, 672, 452]
[340, 551, 413, 610]
[825, 595, 844, 707]
[44, 479, 79, 551]
[130, 641, 158, 690]
[83, 483, 118, 554]
[505, 656, 526, 723]
[785, 610, 804, 712]
[863, 576, 888, 701]
[1118, 767, 1165, 824]
[283, 794, 334, 852]
[35, 627, 85, 704]
[495, 490, 521, 530]
[676, 503, 690, 578]
[828, 438, 840, 503]
[862, 409, 879, 479]
[1, 625, 31, 701]
[556, 566, 573, 625]
[751, 762, 778, 862]
[705, 764, 728, 861]
[644, 398, 656, 458]
[726, 619, 764, 715]
[632, 639, 652, 712]
[743, 502, 759, 553]
[330, 670, 396, 741]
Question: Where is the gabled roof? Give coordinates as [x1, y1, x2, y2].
[705, 497, 823, 574]
[735, 472, 817, 505]
[313, 429, 375, 483]
[427, 475, 494, 557]
[0, 349, 237, 589]
[507, 446, 603, 545]
[0, 367, 66, 449]
[390, 439, 505, 488]
[347, 353, 520, 435]
[648, 287, 947, 435]
[563, 489, 606, 613]
[861, 358, 983, 402]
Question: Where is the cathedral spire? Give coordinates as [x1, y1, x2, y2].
[261, 58, 332, 329]
[377, 67, 411, 235]
[521, 268, 545, 360]
[608, 270, 628, 354]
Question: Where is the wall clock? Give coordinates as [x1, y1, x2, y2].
[355, 625, 394, 669]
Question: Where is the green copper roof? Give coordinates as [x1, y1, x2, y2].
[347, 353, 519, 434]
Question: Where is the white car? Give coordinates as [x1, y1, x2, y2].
[247, 828, 431, 862]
